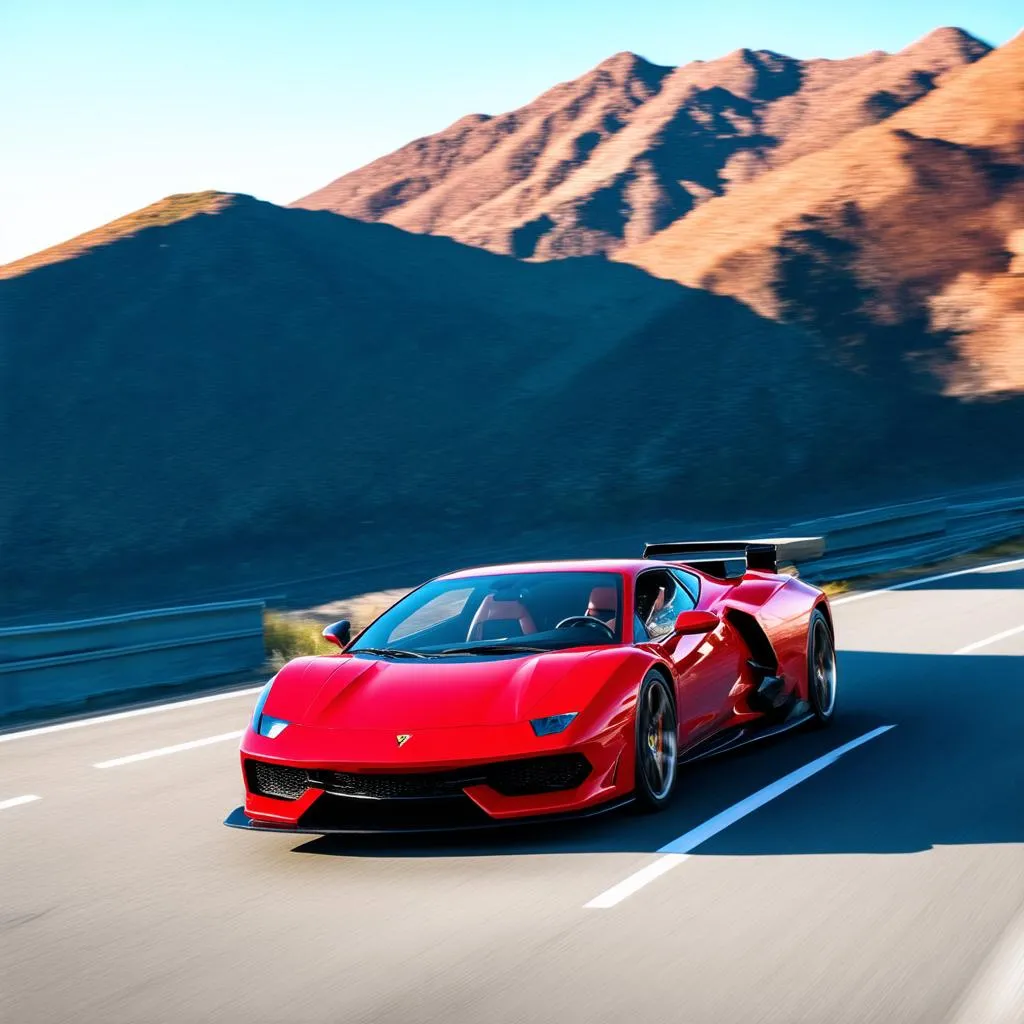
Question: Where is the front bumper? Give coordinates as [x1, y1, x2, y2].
[230, 721, 635, 833]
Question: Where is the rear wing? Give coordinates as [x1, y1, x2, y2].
[641, 537, 825, 577]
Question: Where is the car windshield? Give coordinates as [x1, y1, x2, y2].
[349, 571, 624, 656]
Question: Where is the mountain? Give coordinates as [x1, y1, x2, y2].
[4, 192, 1019, 615]
[619, 30, 1024, 397]
[2, 29, 1021, 616]
[293, 28, 990, 258]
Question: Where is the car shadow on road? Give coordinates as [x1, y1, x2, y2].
[291, 650, 1022, 860]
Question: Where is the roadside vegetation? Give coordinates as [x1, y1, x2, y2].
[819, 534, 1023, 597]
[263, 588, 409, 667]
[977, 535, 1024, 558]
[821, 580, 851, 596]
[264, 613, 337, 666]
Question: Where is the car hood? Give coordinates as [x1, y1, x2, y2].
[265, 651, 602, 731]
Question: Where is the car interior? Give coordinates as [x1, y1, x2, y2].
[359, 572, 627, 653]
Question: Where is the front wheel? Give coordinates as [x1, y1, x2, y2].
[808, 610, 837, 726]
[633, 671, 679, 811]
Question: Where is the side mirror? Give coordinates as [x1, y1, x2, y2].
[673, 610, 720, 636]
[321, 619, 352, 649]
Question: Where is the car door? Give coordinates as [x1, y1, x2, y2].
[635, 569, 744, 749]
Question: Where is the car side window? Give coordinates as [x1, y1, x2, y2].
[635, 570, 695, 639]
[633, 613, 650, 642]
[670, 568, 700, 605]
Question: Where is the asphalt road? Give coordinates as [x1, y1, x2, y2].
[1, 558, 1022, 1023]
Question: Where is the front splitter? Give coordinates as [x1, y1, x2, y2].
[223, 795, 633, 836]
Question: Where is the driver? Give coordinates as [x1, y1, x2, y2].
[585, 586, 618, 631]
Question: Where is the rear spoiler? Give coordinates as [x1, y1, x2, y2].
[642, 537, 825, 576]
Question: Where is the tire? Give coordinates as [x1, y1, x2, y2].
[632, 670, 679, 811]
[807, 609, 837, 726]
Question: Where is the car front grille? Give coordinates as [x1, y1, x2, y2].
[485, 754, 591, 796]
[245, 760, 308, 801]
[247, 754, 592, 803]
[311, 768, 474, 800]
[308, 753, 592, 800]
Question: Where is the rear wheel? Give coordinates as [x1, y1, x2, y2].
[808, 610, 837, 726]
[633, 671, 678, 811]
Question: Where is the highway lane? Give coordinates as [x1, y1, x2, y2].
[1, 560, 1021, 1023]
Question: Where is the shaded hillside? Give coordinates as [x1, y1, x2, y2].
[621, 31, 1024, 397]
[294, 28, 988, 258]
[3, 192, 1020, 612]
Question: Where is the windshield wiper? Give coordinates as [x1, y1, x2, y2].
[351, 647, 432, 659]
[438, 644, 549, 656]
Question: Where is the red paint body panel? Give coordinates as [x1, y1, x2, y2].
[236, 558, 830, 829]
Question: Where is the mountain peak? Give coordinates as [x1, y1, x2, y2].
[591, 50, 674, 90]
[904, 26, 992, 61]
[595, 50, 656, 72]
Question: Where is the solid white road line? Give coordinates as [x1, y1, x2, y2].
[0, 687, 263, 744]
[584, 725, 895, 909]
[0, 794, 42, 812]
[831, 556, 1024, 607]
[93, 731, 244, 769]
[948, 903, 1024, 1024]
[955, 623, 1024, 655]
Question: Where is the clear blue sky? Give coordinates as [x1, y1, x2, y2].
[1, 0, 1020, 263]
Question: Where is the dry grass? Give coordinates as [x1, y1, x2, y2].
[263, 589, 412, 669]
[263, 613, 337, 666]
[821, 580, 852, 596]
[0, 191, 233, 279]
[820, 534, 1023, 595]
[299, 589, 413, 630]
[975, 535, 1024, 558]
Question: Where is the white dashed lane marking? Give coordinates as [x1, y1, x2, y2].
[0, 794, 42, 812]
[94, 731, 244, 769]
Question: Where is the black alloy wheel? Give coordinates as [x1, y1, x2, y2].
[633, 671, 679, 811]
[808, 609, 837, 726]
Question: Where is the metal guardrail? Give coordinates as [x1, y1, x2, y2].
[0, 599, 265, 719]
[793, 492, 1023, 582]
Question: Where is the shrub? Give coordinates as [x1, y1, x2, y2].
[264, 612, 335, 668]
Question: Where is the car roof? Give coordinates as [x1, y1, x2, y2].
[439, 558, 671, 580]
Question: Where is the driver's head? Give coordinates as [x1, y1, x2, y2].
[586, 586, 618, 629]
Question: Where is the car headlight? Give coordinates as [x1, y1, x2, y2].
[530, 713, 578, 736]
[251, 676, 289, 738]
[257, 715, 289, 739]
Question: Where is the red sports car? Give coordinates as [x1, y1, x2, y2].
[225, 539, 835, 834]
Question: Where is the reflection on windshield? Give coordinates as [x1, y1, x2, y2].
[348, 571, 624, 656]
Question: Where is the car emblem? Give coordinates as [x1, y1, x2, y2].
[396, 734, 411, 747]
